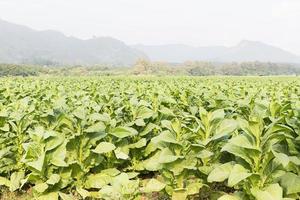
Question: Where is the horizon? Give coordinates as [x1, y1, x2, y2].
[0, 0, 299, 54]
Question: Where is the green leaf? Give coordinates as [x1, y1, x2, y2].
[159, 148, 181, 163]
[93, 142, 116, 154]
[114, 147, 129, 160]
[208, 162, 234, 183]
[172, 189, 187, 200]
[135, 118, 145, 126]
[34, 182, 49, 193]
[10, 171, 25, 191]
[50, 142, 68, 167]
[0, 176, 11, 187]
[128, 138, 147, 149]
[142, 179, 166, 193]
[214, 119, 237, 140]
[186, 182, 203, 195]
[85, 173, 112, 189]
[159, 107, 175, 116]
[73, 108, 86, 120]
[110, 126, 138, 138]
[27, 152, 45, 172]
[210, 109, 225, 122]
[171, 119, 181, 134]
[136, 106, 154, 119]
[218, 194, 241, 200]
[85, 122, 106, 133]
[77, 187, 90, 199]
[140, 123, 158, 136]
[228, 164, 251, 187]
[279, 173, 300, 195]
[273, 151, 290, 167]
[251, 184, 283, 200]
[152, 131, 179, 145]
[90, 113, 110, 122]
[143, 151, 163, 171]
[221, 143, 255, 165]
[226, 134, 258, 150]
[101, 168, 120, 176]
[37, 192, 58, 200]
[59, 192, 74, 200]
[46, 174, 60, 185]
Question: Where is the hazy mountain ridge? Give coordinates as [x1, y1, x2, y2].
[0, 19, 146, 65]
[133, 41, 300, 63]
[1, 19, 300, 65]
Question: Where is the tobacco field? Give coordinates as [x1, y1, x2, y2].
[1, 76, 300, 200]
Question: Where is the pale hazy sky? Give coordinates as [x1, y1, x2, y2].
[0, 0, 300, 54]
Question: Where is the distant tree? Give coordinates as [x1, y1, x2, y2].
[132, 59, 152, 75]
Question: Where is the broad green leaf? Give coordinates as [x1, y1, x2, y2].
[34, 182, 49, 193]
[59, 192, 74, 200]
[222, 143, 254, 165]
[114, 147, 129, 160]
[10, 171, 25, 191]
[208, 162, 234, 183]
[77, 187, 90, 199]
[171, 119, 181, 134]
[27, 152, 45, 172]
[73, 108, 86, 120]
[159, 148, 181, 163]
[279, 173, 300, 195]
[85, 173, 112, 189]
[160, 107, 175, 116]
[226, 134, 258, 150]
[214, 119, 237, 140]
[110, 126, 138, 138]
[143, 151, 163, 171]
[46, 174, 60, 185]
[136, 106, 154, 119]
[140, 123, 158, 136]
[152, 131, 179, 145]
[135, 118, 145, 126]
[0, 176, 10, 187]
[228, 164, 251, 187]
[93, 142, 116, 154]
[85, 122, 106, 133]
[172, 189, 188, 200]
[101, 168, 120, 176]
[112, 173, 130, 187]
[210, 109, 225, 122]
[37, 192, 59, 200]
[142, 179, 166, 193]
[90, 113, 110, 122]
[128, 138, 147, 149]
[251, 184, 283, 200]
[186, 182, 203, 195]
[273, 151, 289, 167]
[218, 194, 241, 200]
[50, 142, 68, 167]
[197, 150, 214, 159]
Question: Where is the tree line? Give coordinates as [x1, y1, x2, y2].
[1, 60, 300, 77]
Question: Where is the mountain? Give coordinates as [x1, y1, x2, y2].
[215, 40, 300, 63]
[0, 19, 146, 65]
[133, 41, 300, 63]
[132, 44, 227, 63]
[1, 19, 299, 65]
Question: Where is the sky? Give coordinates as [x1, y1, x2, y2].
[0, 0, 300, 54]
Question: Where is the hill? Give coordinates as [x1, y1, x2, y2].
[0, 19, 146, 65]
[133, 41, 300, 63]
